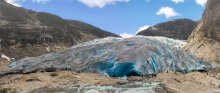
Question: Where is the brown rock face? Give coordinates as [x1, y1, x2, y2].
[0, 1, 119, 60]
[184, 0, 220, 66]
[153, 72, 220, 93]
[0, 59, 9, 73]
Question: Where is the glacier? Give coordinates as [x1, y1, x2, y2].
[5, 36, 211, 77]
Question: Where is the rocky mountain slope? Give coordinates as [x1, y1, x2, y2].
[137, 19, 197, 40]
[0, 0, 118, 60]
[184, 0, 220, 67]
[4, 36, 211, 77]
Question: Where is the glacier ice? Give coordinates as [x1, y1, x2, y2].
[144, 36, 187, 49]
[6, 36, 211, 77]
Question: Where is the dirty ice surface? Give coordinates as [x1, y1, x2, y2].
[6, 36, 211, 77]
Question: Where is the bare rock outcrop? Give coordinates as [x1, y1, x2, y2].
[184, 0, 220, 67]
[151, 72, 220, 93]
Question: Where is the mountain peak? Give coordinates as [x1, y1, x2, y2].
[0, 1, 119, 60]
[137, 19, 197, 40]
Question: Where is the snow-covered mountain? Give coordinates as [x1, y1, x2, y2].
[5, 36, 211, 77]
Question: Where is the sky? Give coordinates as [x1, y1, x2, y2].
[5, 0, 207, 37]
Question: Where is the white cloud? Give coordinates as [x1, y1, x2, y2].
[120, 33, 134, 38]
[195, 0, 207, 7]
[78, 0, 130, 8]
[136, 25, 150, 34]
[32, 0, 50, 4]
[171, 0, 184, 4]
[4, 0, 25, 7]
[156, 7, 179, 19]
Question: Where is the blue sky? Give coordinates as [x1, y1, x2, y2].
[5, 0, 207, 37]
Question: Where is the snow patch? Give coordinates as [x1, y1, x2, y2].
[1, 54, 11, 62]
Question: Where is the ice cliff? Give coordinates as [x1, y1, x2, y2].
[6, 36, 211, 77]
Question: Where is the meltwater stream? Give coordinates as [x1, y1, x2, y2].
[30, 82, 160, 93]
[80, 82, 160, 93]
